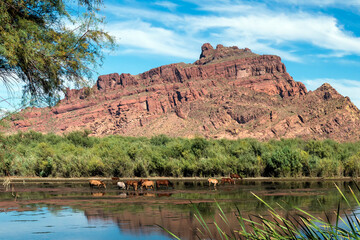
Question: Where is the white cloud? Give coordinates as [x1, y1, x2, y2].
[0, 74, 23, 111]
[104, 5, 182, 25]
[153, 1, 178, 11]
[183, 5, 360, 56]
[0, 108, 9, 119]
[105, 21, 199, 59]
[103, 1, 360, 62]
[274, 0, 360, 7]
[303, 78, 360, 108]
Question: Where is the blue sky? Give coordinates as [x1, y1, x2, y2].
[2, 0, 360, 111]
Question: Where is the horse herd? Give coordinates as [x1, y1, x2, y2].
[89, 173, 242, 190]
[88, 179, 174, 190]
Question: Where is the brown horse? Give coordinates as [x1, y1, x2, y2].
[221, 178, 235, 185]
[138, 179, 149, 185]
[126, 180, 139, 190]
[141, 180, 155, 190]
[156, 180, 174, 189]
[89, 180, 106, 189]
[111, 177, 120, 185]
[208, 178, 218, 186]
[230, 173, 242, 179]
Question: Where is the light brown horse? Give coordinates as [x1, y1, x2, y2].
[141, 180, 155, 190]
[126, 180, 139, 190]
[208, 178, 218, 186]
[221, 178, 235, 185]
[89, 180, 106, 189]
[230, 173, 242, 179]
[138, 179, 149, 185]
[156, 180, 174, 189]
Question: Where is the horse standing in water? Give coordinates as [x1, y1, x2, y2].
[208, 178, 218, 187]
[221, 178, 235, 185]
[89, 180, 106, 189]
[230, 173, 242, 179]
[138, 179, 149, 185]
[126, 180, 139, 190]
[117, 181, 126, 190]
[156, 180, 174, 189]
[141, 180, 155, 190]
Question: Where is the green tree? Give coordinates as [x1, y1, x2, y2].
[0, 0, 115, 104]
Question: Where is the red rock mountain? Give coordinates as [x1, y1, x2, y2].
[5, 43, 360, 141]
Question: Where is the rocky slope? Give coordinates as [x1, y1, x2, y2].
[4, 43, 360, 141]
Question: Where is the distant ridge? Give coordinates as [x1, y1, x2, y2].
[3, 43, 360, 141]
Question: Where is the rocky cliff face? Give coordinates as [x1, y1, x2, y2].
[5, 43, 360, 141]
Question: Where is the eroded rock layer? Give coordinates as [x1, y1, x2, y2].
[5, 44, 360, 141]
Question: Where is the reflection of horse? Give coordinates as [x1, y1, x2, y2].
[221, 178, 235, 185]
[91, 192, 105, 197]
[143, 193, 155, 197]
[117, 181, 126, 189]
[157, 193, 173, 197]
[141, 180, 155, 190]
[126, 181, 139, 190]
[89, 180, 106, 189]
[156, 180, 173, 189]
[127, 191, 139, 197]
[118, 192, 127, 198]
[230, 173, 242, 179]
[208, 178, 218, 186]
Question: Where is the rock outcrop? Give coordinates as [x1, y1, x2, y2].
[3, 43, 360, 141]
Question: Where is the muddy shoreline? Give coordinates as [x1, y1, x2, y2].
[0, 176, 358, 183]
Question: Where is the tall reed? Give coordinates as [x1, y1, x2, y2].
[160, 183, 360, 239]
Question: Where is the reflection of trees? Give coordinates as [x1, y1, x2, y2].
[1, 180, 360, 239]
[83, 204, 241, 240]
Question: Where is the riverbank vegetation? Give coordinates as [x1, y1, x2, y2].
[1, 130, 360, 178]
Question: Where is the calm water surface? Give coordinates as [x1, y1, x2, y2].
[0, 180, 358, 239]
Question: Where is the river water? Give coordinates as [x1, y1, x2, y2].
[0, 180, 358, 239]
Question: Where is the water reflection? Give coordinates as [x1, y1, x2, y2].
[93, 193, 105, 198]
[0, 180, 359, 239]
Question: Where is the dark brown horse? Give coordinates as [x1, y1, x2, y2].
[221, 178, 235, 185]
[230, 173, 242, 179]
[156, 180, 174, 189]
[126, 180, 139, 190]
[111, 177, 120, 185]
[157, 193, 173, 197]
[89, 180, 106, 189]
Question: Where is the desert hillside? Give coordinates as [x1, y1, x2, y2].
[4, 43, 360, 141]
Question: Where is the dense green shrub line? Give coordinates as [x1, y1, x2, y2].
[1, 130, 360, 178]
